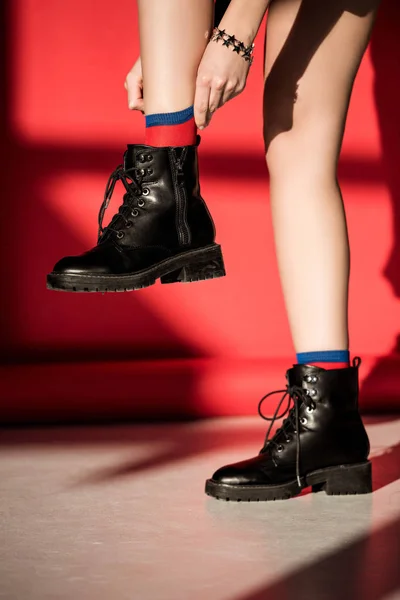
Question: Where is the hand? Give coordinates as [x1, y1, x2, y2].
[124, 57, 144, 112]
[194, 38, 251, 129]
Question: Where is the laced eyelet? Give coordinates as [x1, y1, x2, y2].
[285, 436, 293, 443]
[137, 199, 145, 208]
[277, 445, 284, 453]
[125, 220, 133, 229]
[131, 209, 139, 217]
[306, 405, 314, 413]
[300, 417, 307, 425]
[116, 231, 124, 239]
[142, 188, 150, 196]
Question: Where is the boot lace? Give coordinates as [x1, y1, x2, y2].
[258, 383, 316, 487]
[97, 164, 147, 241]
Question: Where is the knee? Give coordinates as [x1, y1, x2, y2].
[264, 118, 340, 182]
[262, 79, 342, 180]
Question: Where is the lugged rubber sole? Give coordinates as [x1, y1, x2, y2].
[205, 461, 372, 502]
[47, 243, 226, 293]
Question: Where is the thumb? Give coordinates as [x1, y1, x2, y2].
[126, 80, 144, 112]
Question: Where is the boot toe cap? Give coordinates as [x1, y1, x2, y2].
[52, 255, 113, 275]
[211, 457, 272, 486]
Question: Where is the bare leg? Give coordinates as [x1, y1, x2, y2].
[205, 0, 378, 502]
[137, 0, 214, 115]
[263, 0, 380, 354]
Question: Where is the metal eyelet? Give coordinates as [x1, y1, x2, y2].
[305, 375, 312, 383]
[306, 405, 314, 413]
[140, 168, 146, 176]
[139, 154, 145, 162]
[146, 154, 153, 161]
[116, 231, 124, 239]
[131, 209, 139, 217]
[147, 168, 153, 175]
[125, 220, 133, 229]
[311, 376, 318, 383]
[137, 199, 145, 208]
[285, 436, 293, 443]
[142, 188, 150, 196]
[300, 417, 307, 425]
[309, 389, 317, 397]
[277, 445, 284, 453]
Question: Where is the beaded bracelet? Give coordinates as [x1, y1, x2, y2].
[210, 26, 255, 65]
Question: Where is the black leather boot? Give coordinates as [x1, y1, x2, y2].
[47, 136, 225, 292]
[206, 357, 372, 501]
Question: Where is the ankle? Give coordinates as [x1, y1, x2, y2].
[145, 106, 197, 147]
[296, 349, 350, 370]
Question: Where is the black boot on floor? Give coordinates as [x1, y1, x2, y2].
[47, 136, 225, 292]
[205, 357, 372, 501]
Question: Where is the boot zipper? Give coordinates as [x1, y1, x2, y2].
[168, 149, 191, 246]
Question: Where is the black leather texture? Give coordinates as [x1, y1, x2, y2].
[51, 137, 216, 276]
[211, 363, 371, 487]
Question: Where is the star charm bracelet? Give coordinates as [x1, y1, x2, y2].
[210, 27, 255, 65]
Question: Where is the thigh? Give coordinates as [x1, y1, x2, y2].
[263, 0, 380, 159]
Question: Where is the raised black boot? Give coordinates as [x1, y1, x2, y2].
[47, 136, 225, 292]
[205, 357, 372, 501]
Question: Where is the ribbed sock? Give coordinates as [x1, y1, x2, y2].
[145, 105, 197, 147]
[296, 349, 350, 370]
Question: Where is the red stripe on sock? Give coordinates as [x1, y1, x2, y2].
[309, 361, 350, 370]
[145, 119, 197, 147]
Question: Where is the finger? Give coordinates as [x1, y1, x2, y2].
[127, 80, 144, 111]
[208, 78, 225, 114]
[221, 80, 238, 106]
[206, 80, 225, 126]
[132, 99, 145, 113]
[194, 78, 211, 129]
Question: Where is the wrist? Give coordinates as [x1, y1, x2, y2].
[215, 0, 269, 46]
[211, 27, 255, 64]
[216, 20, 255, 47]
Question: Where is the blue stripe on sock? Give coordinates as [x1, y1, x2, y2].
[145, 106, 194, 128]
[296, 350, 350, 364]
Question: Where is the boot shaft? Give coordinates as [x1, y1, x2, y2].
[111, 137, 215, 250]
[286, 362, 359, 412]
[272, 360, 370, 471]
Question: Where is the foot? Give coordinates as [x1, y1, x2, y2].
[47, 138, 225, 292]
[205, 359, 372, 501]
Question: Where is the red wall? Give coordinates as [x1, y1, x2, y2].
[1, 0, 400, 423]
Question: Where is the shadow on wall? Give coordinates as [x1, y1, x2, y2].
[0, 0, 217, 367]
[362, 0, 400, 405]
[0, 0, 205, 419]
[0, 0, 399, 420]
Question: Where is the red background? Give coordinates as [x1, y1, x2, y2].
[1, 0, 400, 423]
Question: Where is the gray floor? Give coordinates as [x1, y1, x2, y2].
[1, 415, 399, 600]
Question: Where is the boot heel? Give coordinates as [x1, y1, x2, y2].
[160, 248, 226, 284]
[311, 461, 372, 496]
